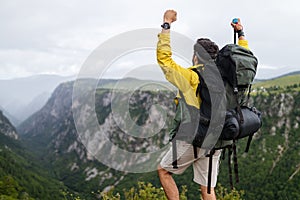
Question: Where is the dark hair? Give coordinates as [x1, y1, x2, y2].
[194, 38, 219, 60]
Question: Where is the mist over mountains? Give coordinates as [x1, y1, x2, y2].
[1, 71, 299, 127]
[0, 74, 75, 125]
[0, 74, 175, 126]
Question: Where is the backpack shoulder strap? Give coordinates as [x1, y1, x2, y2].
[191, 65, 204, 97]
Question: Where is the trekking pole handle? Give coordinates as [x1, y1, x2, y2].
[232, 18, 239, 24]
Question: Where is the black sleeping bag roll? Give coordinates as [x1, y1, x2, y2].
[221, 106, 262, 140]
[220, 111, 239, 140]
[238, 107, 262, 138]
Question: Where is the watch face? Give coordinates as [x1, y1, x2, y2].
[161, 22, 170, 29]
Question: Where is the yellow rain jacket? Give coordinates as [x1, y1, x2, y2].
[157, 33, 249, 141]
[156, 33, 249, 109]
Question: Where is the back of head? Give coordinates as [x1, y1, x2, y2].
[194, 38, 219, 61]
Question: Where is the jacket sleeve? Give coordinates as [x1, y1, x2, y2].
[156, 33, 199, 93]
[238, 39, 249, 50]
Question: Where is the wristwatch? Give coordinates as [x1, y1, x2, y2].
[161, 22, 171, 30]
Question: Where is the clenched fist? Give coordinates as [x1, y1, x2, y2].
[163, 10, 177, 23]
[231, 18, 243, 31]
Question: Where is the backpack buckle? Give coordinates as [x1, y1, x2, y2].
[233, 87, 238, 94]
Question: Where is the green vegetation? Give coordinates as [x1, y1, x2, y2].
[254, 74, 300, 89]
[217, 83, 300, 199]
[100, 182, 244, 200]
[0, 176, 34, 200]
[0, 124, 66, 199]
[61, 182, 243, 200]
[1, 73, 300, 199]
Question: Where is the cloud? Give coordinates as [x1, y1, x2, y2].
[259, 65, 279, 70]
[0, 0, 299, 80]
[0, 48, 82, 79]
[256, 64, 299, 79]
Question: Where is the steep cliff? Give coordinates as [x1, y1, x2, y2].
[17, 78, 300, 199]
[0, 110, 18, 140]
[18, 79, 176, 195]
[0, 110, 66, 199]
[218, 86, 300, 199]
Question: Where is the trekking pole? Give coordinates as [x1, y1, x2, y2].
[232, 18, 238, 44]
[234, 30, 237, 44]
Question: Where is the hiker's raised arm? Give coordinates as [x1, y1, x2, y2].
[157, 10, 200, 97]
[231, 18, 249, 49]
[231, 18, 245, 41]
[161, 10, 177, 33]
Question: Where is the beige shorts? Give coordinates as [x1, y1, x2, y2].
[160, 140, 221, 187]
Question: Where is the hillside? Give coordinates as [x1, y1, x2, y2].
[254, 73, 300, 89]
[218, 85, 300, 199]
[14, 76, 300, 199]
[18, 79, 176, 199]
[97, 77, 175, 91]
[0, 110, 67, 199]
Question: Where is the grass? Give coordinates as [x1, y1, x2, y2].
[253, 74, 300, 89]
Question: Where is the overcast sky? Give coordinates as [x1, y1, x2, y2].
[1, 0, 299, 80]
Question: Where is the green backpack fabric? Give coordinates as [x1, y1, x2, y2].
[216, 44, 258, 109]
[191, 44, 259, 147]
[193, 44, 260, 192]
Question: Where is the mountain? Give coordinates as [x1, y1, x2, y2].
[254, 71, 300, 88]
[0, 110, 18, 140]
[18, 79, 176, 198]
[98, 77, 175, 91]
[0, 74, 75, 126]
[216, 84, 300, 199]
[262, 70, 300, 81]
[12, 73, 300, 199]
[0, 106, 20, 127]
[0, 110, 67, 199]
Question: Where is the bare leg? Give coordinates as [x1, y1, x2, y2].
[157, 164, 179, 200]
[200, 185, 216, 200]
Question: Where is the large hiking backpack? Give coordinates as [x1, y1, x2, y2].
[190, 43, 262, 193]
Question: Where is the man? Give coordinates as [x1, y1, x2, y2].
[156, 10, 249, 200]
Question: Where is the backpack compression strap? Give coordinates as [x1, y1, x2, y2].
[172, 140, 178, 169]
[226, 142, 239, 190]
[207, 149, 216, 194]
[245, 134, 253, 153]
[235, 83, 253, 125]
[233, 141, 239, 184]
[234, 88, 244, 124]
[228, 146, 234, 189]
[191, 67, 202, 97]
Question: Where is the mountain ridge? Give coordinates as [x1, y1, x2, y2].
[0, 74, 75, 126]
[256, 70, 300, 82]
[16, 78, 300, 199]
[1, 70, 300, 199]
[0, 69, 298, 126]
